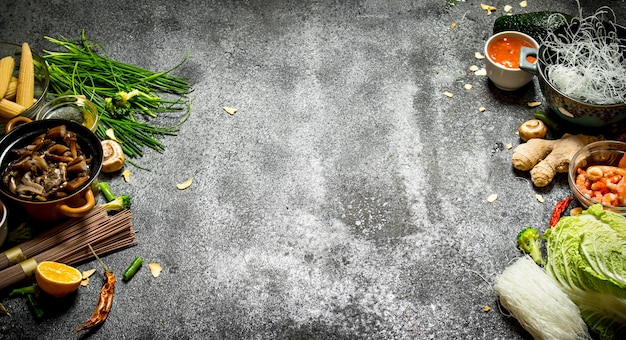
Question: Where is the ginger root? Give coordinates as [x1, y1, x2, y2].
[512, 133, 599, 187]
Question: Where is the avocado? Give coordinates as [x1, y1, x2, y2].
[493, 11, 573, 42]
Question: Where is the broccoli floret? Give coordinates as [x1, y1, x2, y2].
[114, 89, 140, 108]
[516, 227, 543, 265]
[99, 195, 131, 212]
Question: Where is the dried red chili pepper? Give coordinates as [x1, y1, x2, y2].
[74, 245, 116, 332]
[74, 271, 116, 332]
[549, 196, 574, 227]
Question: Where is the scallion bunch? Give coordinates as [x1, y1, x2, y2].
[42, 30, 192, 158]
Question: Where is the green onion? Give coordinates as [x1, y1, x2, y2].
[9, 284, 38, 297]
[122, 257, 143, 281]
[533, 110, 561, 133]
[98, 182, 116, 202]
[42, 30, 192, 158]
[26, 294, 44, 319]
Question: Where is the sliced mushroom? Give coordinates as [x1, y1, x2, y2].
[58, 163, 67, 182]
[42, 168, 65, 192]
[46, 125, 67, 139]
[16, 182, 45, 197]
[67, 155, 84, 166]
[26, 133, 46, 149]
[64, 130, 78, 159]
[31, 138, 54, 154]
[11, 147, 34, 158]
[44, 153, 75, 163]
[6, 176, 17, 194]
[62, 175, 89, 192]
[31, 155, 48, 172]
[101, 140, 125, 173]
[8, 156, 32, 172]
[48, 144, 70, 155]
[67, 159, 88, 174]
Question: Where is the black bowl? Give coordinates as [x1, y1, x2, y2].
[520, 21, 626, 127]
[0, 119, 103, 222]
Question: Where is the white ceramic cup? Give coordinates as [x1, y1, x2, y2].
[484, 31, 539, 91]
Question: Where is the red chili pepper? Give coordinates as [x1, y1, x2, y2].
[549, 196, 574, 227]
[74, 245, 116, 332]
[74, 270, 116, 332]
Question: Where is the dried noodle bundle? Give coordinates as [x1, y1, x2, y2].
[0, 207, 135, 292]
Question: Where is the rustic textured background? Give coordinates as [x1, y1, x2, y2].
[0, 0, 624, 339]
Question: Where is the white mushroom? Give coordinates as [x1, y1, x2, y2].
[518, 119, 548, 142]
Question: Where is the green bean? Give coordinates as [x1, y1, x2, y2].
[98, 182, 116, 202]
[9, 284, 38, 297]
[27, 294, 44, 319]
[533, 110, 561, 133]
[122, 257, 143, 281]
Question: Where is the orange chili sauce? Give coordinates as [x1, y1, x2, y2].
[488, 36, 536, 69]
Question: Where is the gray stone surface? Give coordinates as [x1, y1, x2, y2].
[0, 0, 624, 339]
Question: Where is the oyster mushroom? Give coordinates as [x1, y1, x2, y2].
[45, 153, 75, 163]
[31, 155, 48, 172]
[41, 167, 65, 192]
[5, 175, 17, 194]
[16, 173, 45, 198]
[62, 175, 89, 192]
[47, 144, 70, 155]
[46, 125, 67, 139]
[2, 125, 92, 202]
[63, 130, 78, 159]
[67, 158, 88, 174]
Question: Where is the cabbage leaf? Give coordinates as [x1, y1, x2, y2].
[544, 204, 626, 339]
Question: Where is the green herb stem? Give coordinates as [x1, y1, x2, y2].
[9, 284, 38, 297]
[42, 31, 192, 158]
[98, 182, 116, 202]
[122, 257, 143, 281]
[27, 294, 44, 319]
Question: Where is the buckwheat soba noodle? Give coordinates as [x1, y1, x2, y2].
[0, 207, 136, 291]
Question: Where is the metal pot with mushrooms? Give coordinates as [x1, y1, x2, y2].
[2, 124, 93, 201]
[0, 119, 103, 222]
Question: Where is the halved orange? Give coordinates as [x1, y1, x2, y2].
[35, 261, 82, 298]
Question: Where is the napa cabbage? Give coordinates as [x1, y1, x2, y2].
[543, 204, 626, 339]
